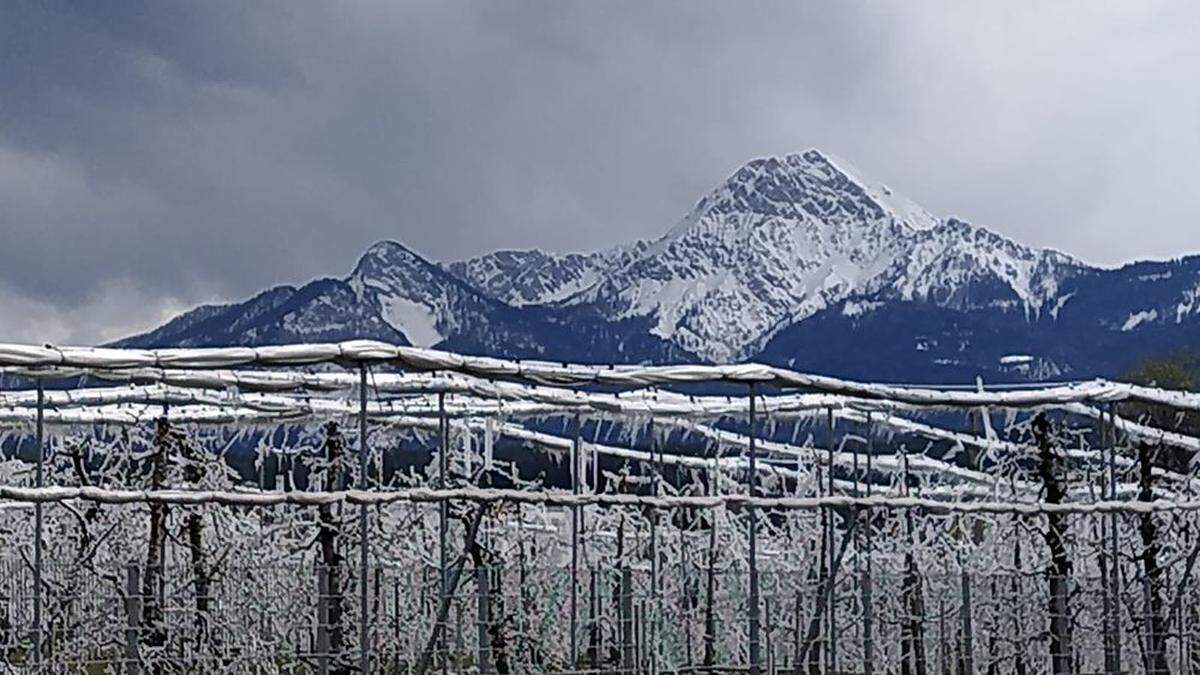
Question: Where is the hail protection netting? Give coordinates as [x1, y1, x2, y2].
[0, 340, 1199, 674]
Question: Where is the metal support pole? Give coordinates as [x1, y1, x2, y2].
[317, 566, 331, 675]
[826, 406, 838, 673]
[33, 378, 44, 670]
[1179, 601, 1187, 675]
[484, 418, 494, 472]
[748, 383, 761, 675]
[358, 363, 370, 674]
[571, 413, 581, 668]
[1108, 402, 1123, 673]
[476, 562, 491, 674]
[1099, 407, 1117, 674]
[960, 568, 975, 675]
[125, 563, 142, 675]
[455, 598, 463, 661]
[960, 411, 975, 675]
[438, 391, 449, 674]
[628, 564, 638, 667]
[864, 413, 875, 675]
[765, 596, 773, 675]
[657, 435, 666, 675]
[393, 577, 401, 666]
[650, 418, 661, 675]
[939, 595, 947, 675]
[682, 524, 693, 668]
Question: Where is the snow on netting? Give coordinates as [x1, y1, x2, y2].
[0, 340, 1198, 674]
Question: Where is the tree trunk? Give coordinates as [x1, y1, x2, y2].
[900, 539, 928, 675]
[415, 507, 487, 675]
[466, 516, 510, 674]
[1137, 441, 1171, 675]
[803, 523, 828, 675]
[179, 438, 211, 644]
[317, 422, 346, 666]
[1033, 413, 1073, 675]
[616, 516, 635, 672]
[1012, 525, 1027, 675]
[142, 418, 171, 648]
[702, 513, 719, 667]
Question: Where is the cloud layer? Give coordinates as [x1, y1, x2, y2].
[2, 1, 1198, 343]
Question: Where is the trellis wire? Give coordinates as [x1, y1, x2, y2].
[2, 341, 1200, 673]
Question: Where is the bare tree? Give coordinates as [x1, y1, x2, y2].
[142, 418, 172, 649]
[1032, 413, 1073, 675]
[316, 422, 347, 668]
[178, 435, 212, 644]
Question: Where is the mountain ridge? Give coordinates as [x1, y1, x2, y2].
[119, 149, 1200, 382]
[541, 149, 1082, 361]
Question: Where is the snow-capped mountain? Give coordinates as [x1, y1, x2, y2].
[348, 240, 491, 348]
[122, 148, 1200, 382]
[541, 150, 1080, 361]
[865, 217, 1080, 312]
[758, 256, 1200, 383]
[119, 239, 689, 363]
[122, 240, 546, 353]
[445, 242, 647, 307]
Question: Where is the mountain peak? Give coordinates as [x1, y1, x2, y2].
[572, 150, 1083, 361]
[350, 239, 445, 287]
[741, 147, 836, 174]
[687, 150, 939, 233]
[356, 239, 424, 267]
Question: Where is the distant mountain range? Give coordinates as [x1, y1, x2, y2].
[120, 149, 1200, 383]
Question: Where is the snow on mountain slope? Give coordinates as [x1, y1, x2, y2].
[871, 218, 1081, 313]
[1179, 282, 1200, 323]
[447, 242, 649, 307]
[1058, 257, 1200, 334]
[121, 238, 690, 363]
[820, 151, 940, 231]
[269, 278, 411, 343]
[122, 147, 1196, 380]
[116, 286, 298, 347]
[758, 255, 1200, 382]
[347, 240, 538, 348]
[565, 151, 920, 361]
[562, 149, 1080, 361]
[122, 241, 526, 350]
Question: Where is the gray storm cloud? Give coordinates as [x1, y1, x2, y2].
[1, 0, 1198, 344]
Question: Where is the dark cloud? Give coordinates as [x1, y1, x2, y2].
[1, 1, 1198, 343]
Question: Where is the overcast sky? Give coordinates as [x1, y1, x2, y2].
[2, 1, 1199, 344]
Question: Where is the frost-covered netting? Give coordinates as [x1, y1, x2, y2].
[1, 340, 1200, 673]
[4, 338, 1200, 408]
